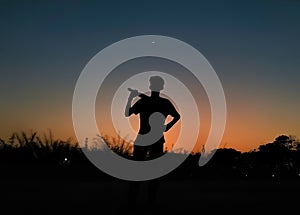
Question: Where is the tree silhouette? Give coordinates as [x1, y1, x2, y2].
[256, 135, 300, 178]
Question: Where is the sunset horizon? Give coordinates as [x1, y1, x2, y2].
[2, 1, 299, 155]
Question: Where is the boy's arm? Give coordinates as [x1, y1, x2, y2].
[125, 89, 139, 117]
[165, 112, 180, 132]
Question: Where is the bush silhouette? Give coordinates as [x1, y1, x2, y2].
[0, 131, 299, 180]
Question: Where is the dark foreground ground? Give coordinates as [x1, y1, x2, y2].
[1, 163, 300, 215]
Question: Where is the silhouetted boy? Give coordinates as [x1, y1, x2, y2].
[125, 76, 180, 211]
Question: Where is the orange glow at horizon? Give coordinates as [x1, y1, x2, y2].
[1, 100, 298, 154]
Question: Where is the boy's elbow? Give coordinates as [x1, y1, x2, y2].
[125, 110, 133, 117]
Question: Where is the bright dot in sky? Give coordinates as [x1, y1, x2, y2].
[64, 158, 68, 161]
[271, 174, 275, 178]
[151, 41, 155, 44]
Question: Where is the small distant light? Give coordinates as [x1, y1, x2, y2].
[151, 41, 155, 44]
[298, 173, 300, 177]
[245, 174, 248, 177]
[271, 174, 275, 178]
[64, 158, 68, 161]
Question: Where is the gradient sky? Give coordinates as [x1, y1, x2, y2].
[1, 0, 299, 152]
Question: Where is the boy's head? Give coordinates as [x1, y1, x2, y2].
[149, 76, 164, 92]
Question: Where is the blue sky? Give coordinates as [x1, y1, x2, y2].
[1, 0, 299, 151]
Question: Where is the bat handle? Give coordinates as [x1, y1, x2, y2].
[127, 88, 147, 98]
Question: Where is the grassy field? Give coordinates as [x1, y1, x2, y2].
[1, 172, 300, 215]
[1, 132, 300, 214]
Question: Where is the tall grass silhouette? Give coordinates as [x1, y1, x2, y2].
[0, 131, 300, 180]
[0, 130, 78, 163]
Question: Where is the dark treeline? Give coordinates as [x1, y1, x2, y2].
[1, 131, 300, 181]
